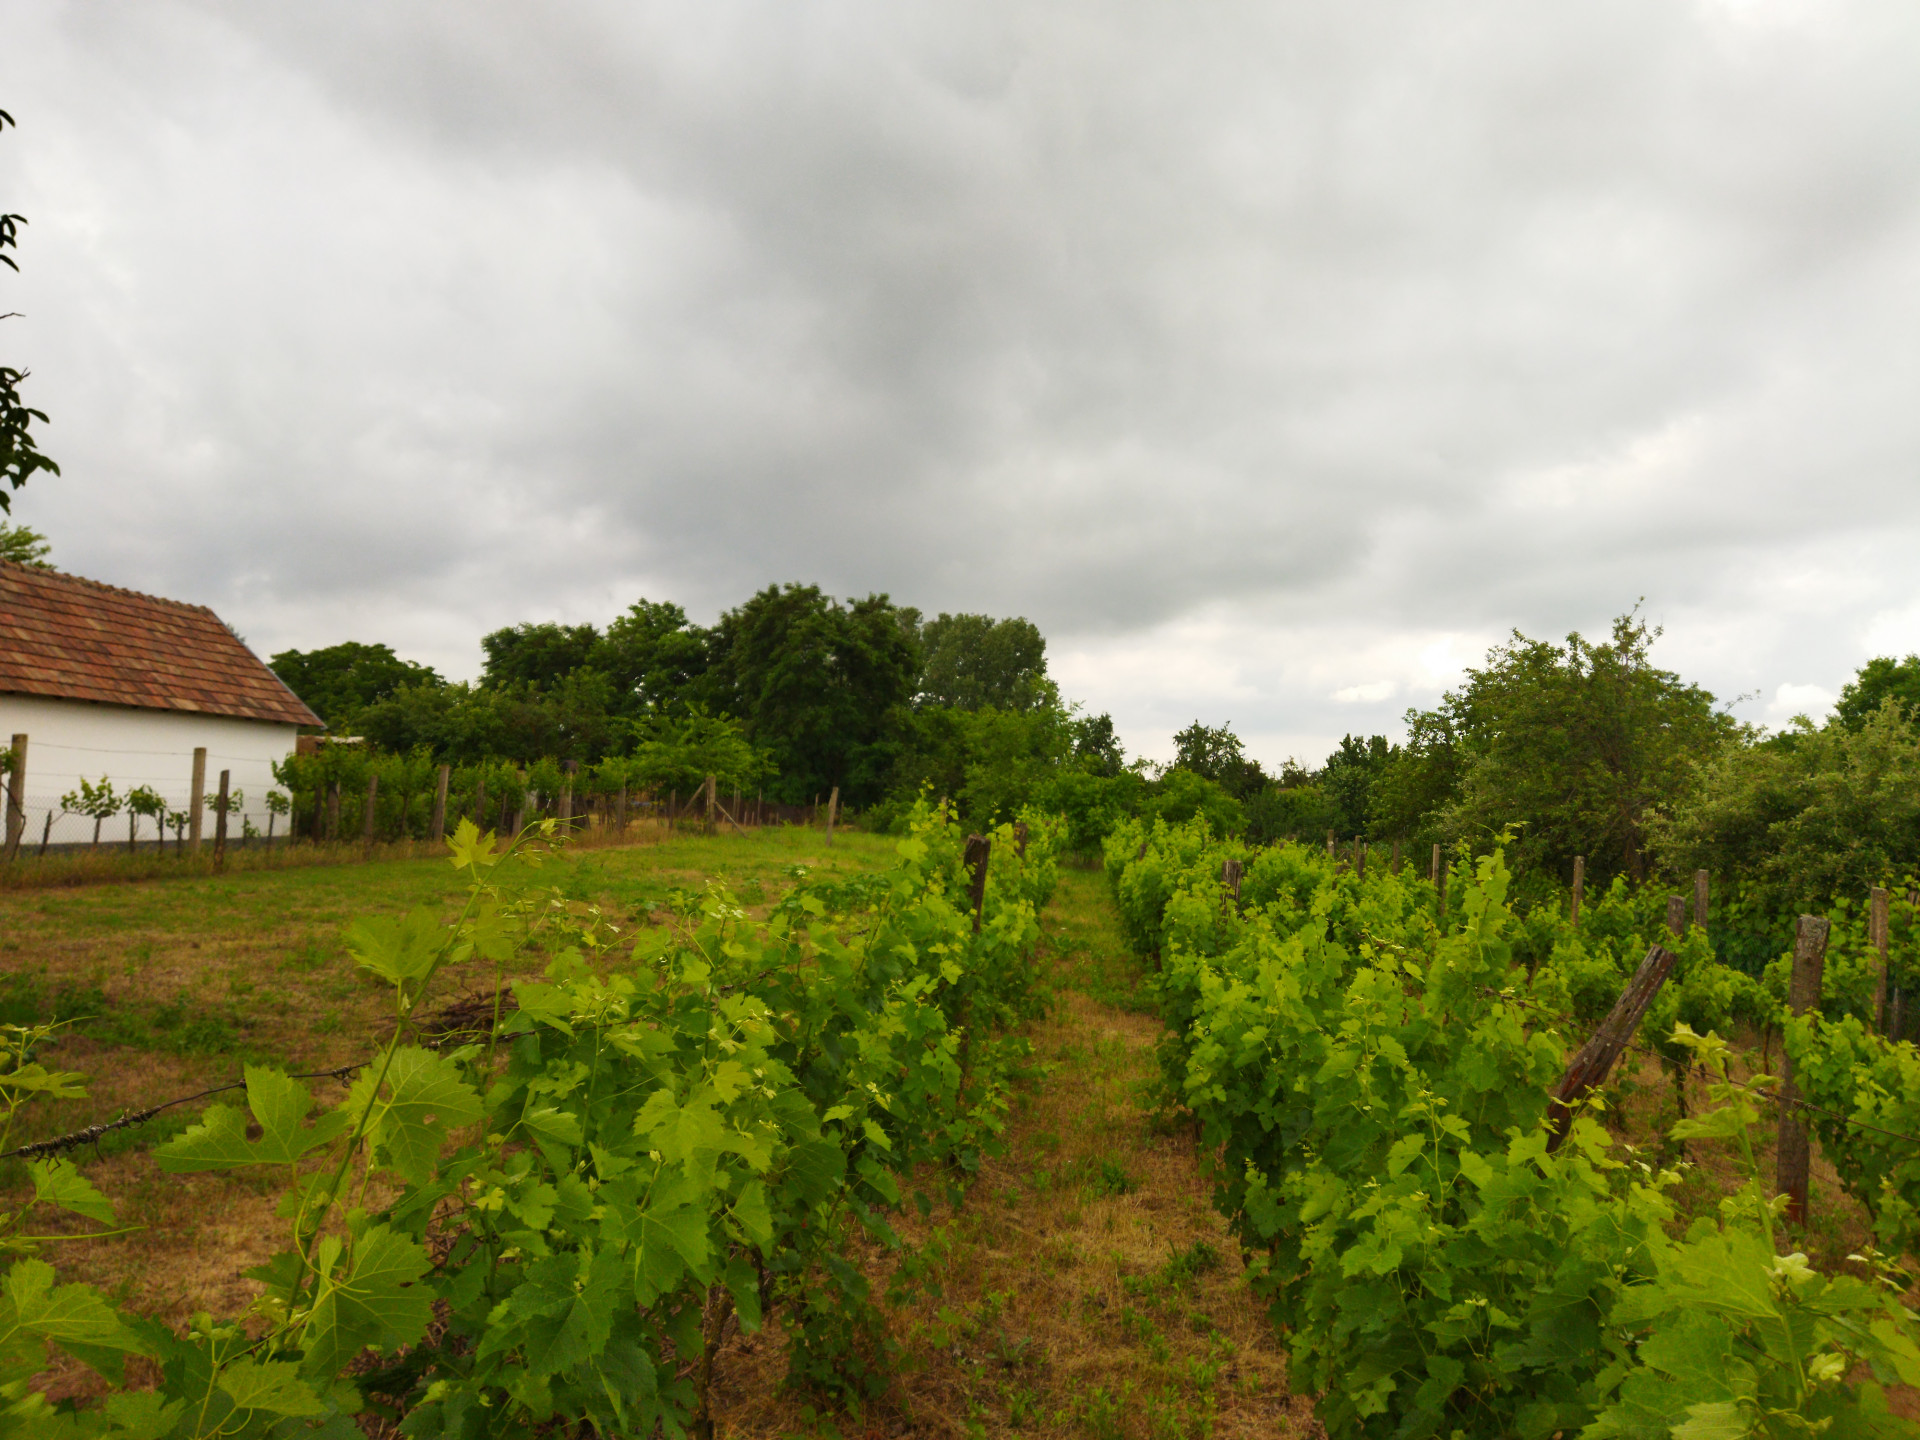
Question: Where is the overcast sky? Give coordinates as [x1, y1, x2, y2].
[4, 1, 1917, 766]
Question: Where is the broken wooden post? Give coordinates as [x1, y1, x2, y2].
[1220, 858, 1243, 903]
[189, 747, 208, 852]
[1694, 869, 1710, 934]
[1665, 895, 1686, 938]
[1776, 914, 1830, 1228]
[430, 764, 450, 840]
[362, 773, 379, 859]
[1872, 886, 1891, 1033]
[964, 834, 990, 934]
[1546, 942, 1679, 1152]
[213, 770, 231, 869]
[1571, 855, 1585, 927]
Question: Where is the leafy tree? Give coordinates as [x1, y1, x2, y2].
[917, 613, 1052, 711]
[1071, 712, 1127, 778]
[700, 584, 921, 805]
[269, 642, 443, 731]
[480, 622, 601, 692]
[1833, 655, 1920, 731]
[593, 599, 710, 714]
[0, 520, 49, 566]
[1169, 720, 1267, 799]
[1319, 733, 1395, 837]
[1145, 768, 1244, 834]
[0, 108, 58, 515]
[626, 710, 772, 797]
[1434, 612, 1737, 881]
[1653, 700, 1920, 911]
[1243, 782, 1340, 847]
[1366, 708, 1461, 849]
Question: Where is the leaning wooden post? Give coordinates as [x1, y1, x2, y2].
[964, 834, 991, 934]
[1776, 914, 1830, 1228]
[1665, 895, 1686, 938]
[1571, 855, 1585, 927]
[213, 770, 231, 869]
[1546, 942, 1678, 1152]
[1220, 858, 1243, 904]
[1694, 869, 1710, 934]
[362, 773, 379, 859]
[823, 785, 839, 846]
[1872, 886, 1892, 1033]
[189, 746, 208, 852]
[1, 734, 25, 863]
[430, 764, 450, 840]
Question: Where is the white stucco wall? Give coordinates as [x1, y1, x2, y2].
[0, 694, 299, 848]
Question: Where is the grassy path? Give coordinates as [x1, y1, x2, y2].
[715, 865, 1307, 1439]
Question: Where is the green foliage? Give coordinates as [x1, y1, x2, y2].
[0, 521, 48, 567]
[0, 803, 1059, 1435]
[0, 108, 58, 517]
[268, 642, 445, 732]
[1106, 818, 1920, 1438]
[624, 710, 772, 796]
[479, 622, 602, 692]
[594, 599, 711, 713]
[1169, 721, 1267, 799]
[1835, 656, 1920, 731]
[917, 613, 1053, 712]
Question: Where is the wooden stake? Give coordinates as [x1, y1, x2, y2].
[1776, 914, 1830, 1228]
[1665, 895, 1686, 937]
[431, 764, 450, 840]
[1435, 847, 1447, 920]
[706, 774, 718, 836]
[1391, 838, 1401, 875]
[1430, 842, 1441, 885]
[964, 834, 991, 933]
[1873, 886, 1892, 1033]
[38, 809, 51, 857]
[213, 770, 231, 869]
[326, 781, 341, 842]
[362, 773, 379, 859]
[1694, 869, 1710, 934]
[1547, 943, 1678, 1152]
[1014, 822, 1029, 859]
[1354, 836, 1365, 880]
[1220, 858, 1243, 903]
[824, 785, 838, 846]
[1571, 855, 1584, 927]
[2, 734, 25, 862]
[189, 747, 207, 852]
[561, 761, 576, 830]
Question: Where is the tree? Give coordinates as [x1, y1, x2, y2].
[1071, 712, 1127, 778]
[1170, 721, 1267, 799]
[626, 711, 772, 797]
[480, 622, 601, 692]
[0, 520, 49, 566]
[1435, 612, 1737, 881]
[917, 613, 1053, 712]
[1319, 734, 1395, 837]
[700, 584, 921, 805]
[269, 642, 444, 731]
[593, 600, 711, 714]
[1833, 655, 1920, 731]
[0, 108, 58, 515]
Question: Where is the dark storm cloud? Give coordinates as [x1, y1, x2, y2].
[3, 0, 1917, 761]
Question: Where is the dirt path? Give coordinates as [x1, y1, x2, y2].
[715, 866, 1311, 1439]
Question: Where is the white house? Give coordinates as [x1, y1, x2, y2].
[0, 560, 321, 852]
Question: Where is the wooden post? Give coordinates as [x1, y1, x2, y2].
[430, 763, 450, 840]
[1694, 869, 1709, 934]
[189, 747, 207, 851]
[1430, 842, 1441, 885]
[617, 781, 628, 833]
[1354, 836, 1365, 880]
[705, 774, 718, 836]
[964, 834, 990, 934]
[1776, 915, 1830, 1228]
[1546, 943, 1678, 1152]
[362, 773, 379, 858]
[823, 785, 838, 846]
[37, 809, 51, 857]
[1220, 858, 1243, 903]
[1014, 822, 1029, 859]
[128, 809, 136, 855]
[1, 734, 25, 862]
[1873, 886, 1892, 1033]
[1391, 838, 1401, 875]
[560, 762, 576, 830]
[1435, 847, 1447, 920]
[325, 781, 341, 841]
[213, 770, 231, 869]
[1571, 855, 1585, 927]
[474, 777, 487, 834]
[1665, 895, 1686, 938]
[1326, 830, 1336, 860]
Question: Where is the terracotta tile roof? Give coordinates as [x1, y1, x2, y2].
[0, 562, 322, 727]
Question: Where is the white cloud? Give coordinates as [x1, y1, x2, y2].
[1332, 682, 1397, 704]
